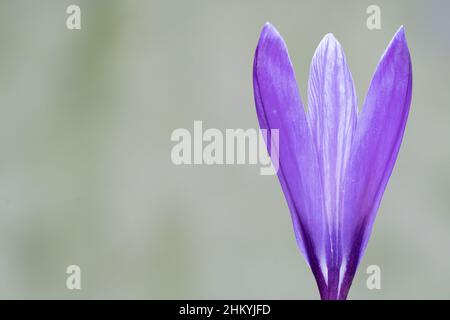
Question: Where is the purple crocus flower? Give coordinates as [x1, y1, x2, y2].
[253, 23, 412, 300]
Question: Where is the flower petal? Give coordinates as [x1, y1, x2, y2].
[339, 26, 412, 298]
[307, 34, 358, 298]
[253, 23, 328, 294]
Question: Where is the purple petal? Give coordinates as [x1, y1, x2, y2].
[253, 23, 328, 295]
[307, 34, 358, 299]
[339, 26, 412, 298]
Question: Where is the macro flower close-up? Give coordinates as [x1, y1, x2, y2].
[253, 23, 412, 299]
[4, 0, 450, 310]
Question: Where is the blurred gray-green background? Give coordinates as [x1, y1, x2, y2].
[0, 0, 448, 299]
